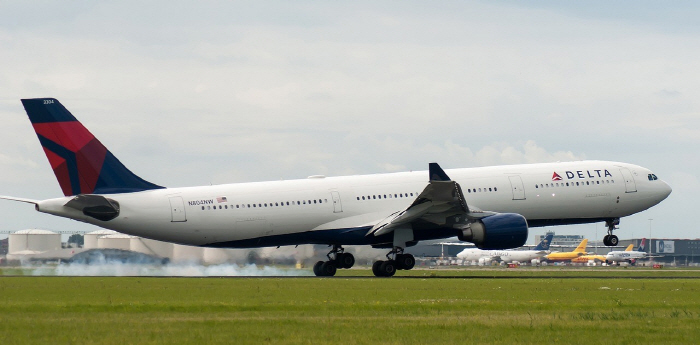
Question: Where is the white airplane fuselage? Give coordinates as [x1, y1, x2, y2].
[35, 160, 671, 248]
[606, 250, 649, 262]
[457, 248, 547, 263]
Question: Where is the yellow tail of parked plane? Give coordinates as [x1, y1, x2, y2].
[545, 239, 588, 262]
[624, 244, 634, 251]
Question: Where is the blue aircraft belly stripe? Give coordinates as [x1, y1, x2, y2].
[204, 226, 459, 249]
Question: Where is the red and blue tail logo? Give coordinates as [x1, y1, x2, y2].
[552, 172, 563, 181]
[21, 98, 164, 196]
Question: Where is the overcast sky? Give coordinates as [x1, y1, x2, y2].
[1, 1, 698, 245]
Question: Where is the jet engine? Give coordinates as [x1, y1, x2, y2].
[458, 213, 528, 250]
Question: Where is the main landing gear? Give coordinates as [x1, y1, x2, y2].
[603, 218, 620, 247]
[372, 247, 415, 277]
[313, 245, 355, 277]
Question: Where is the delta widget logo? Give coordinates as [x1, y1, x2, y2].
[552, 172, 563, 181]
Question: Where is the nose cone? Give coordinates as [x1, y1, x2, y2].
[660, 180, 672, 200]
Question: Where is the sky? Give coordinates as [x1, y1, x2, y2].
[0, 1, 698, 245]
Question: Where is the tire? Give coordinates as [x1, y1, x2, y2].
[313, 261, 324, 276]
[394, 254, 405, 270]
[603, 235, 611, 246]
[372, 260, 384, 277]
[609, 235, 619, 246]
[379, 260, 396, 277]
[320, 261, 337, 276]
[400, 254, 415, 270]
[338, 253, 355, 269]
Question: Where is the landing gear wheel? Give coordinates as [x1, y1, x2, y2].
[320, 261, 337, 277]
[379, 260, 396, 277]
[337, 253, 355, 269]
[372, 260, 384, 277]
[313, 261, 324, 276]
[604, 218, 620, 247]
[395, 254, 415, 270]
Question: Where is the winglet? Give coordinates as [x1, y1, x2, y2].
[429, 163, 451, 182]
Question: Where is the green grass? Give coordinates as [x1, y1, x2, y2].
[1, 270, 699, 344]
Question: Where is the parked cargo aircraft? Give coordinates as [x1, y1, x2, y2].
[570, 254, 607, 264]
[457, 233, 553, 264]
[545, 239, 589, 262]
[0, 99, 672, 276]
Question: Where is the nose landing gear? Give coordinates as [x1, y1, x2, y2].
[603, 218, 620, 246]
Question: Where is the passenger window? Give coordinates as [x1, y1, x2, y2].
[489, 188, 492, 192]
[373, 195, 376, 199]
[202, 206, 205, 210]
[494, 187, 497, 191]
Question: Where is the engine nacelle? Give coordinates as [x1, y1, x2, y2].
[458, 213, 528, 250]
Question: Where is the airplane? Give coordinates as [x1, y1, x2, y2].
[570, 242, 632, 265]
[570, 254, 607, 264]
[0, 98, 672, 277]
[605, 238, 655, 265]
[457, 233, 553, 265]
[545, 239, 589, 262]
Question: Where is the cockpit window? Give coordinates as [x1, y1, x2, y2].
[648, 174, 659, 181]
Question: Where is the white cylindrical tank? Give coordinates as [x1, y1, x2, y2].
[97, 234, 133, 250]
[202, 248, 250, 264]
[84, 230, 119, 249]
[130, 237, 174, 258]
[172, 244, 204, 263]
[203, 248, 231, 264]
[8, 229, 61, 254]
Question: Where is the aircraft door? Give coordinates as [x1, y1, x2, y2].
[331, 191, 343, 213]
[508, 176, 526, 200]
[169, 196, 187, 222]
[619, 168, 637, 193]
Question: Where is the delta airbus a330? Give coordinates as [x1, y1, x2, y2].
[0, 98, 672, 277]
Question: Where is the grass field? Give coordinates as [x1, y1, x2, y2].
[1, 268, 699, 344]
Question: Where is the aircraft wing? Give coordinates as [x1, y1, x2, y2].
[366, 163, 493, 238]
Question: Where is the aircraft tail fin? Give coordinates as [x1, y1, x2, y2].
[624, 244, 634, 251]
[534, 232, 554, 251]
[637, 238, 647, 252]
[574, 239, 588, 253]
[21, 98, 164, 196]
